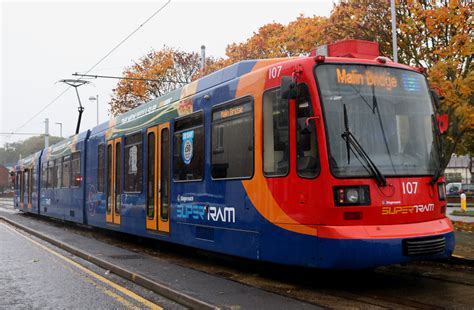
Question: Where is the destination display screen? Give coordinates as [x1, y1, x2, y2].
[335, 67, 398, 91]
[319, 64, 426, 96]
[212, 100, 252, 121]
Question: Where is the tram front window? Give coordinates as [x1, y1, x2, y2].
[315, 64, 440, 178]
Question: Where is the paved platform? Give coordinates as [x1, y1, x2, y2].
[453, 231, 474, 261]
[0, 221, 175, 309]
[447, 206, 474, 223]
[0, 209, 319, 309]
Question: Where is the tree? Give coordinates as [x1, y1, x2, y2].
[109, 47, 203, 115]
[225, 15, 328, 62]
[397, 0, 473, 168]
[324, 0, 393, 56]
[324, 0, 473, 167]
[190, 56, 231, 81]
[0, 136, 64, 165]
[109, 16, 329, 115]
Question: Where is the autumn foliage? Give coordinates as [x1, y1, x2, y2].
[110, 0, 473, 160]
[395, 0, 473, 166]
[110, 47, 202, 115]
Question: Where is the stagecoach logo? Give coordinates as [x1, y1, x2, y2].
[176, 203, 236, 223]
[177, 195, 194, 202]
[381, 203, 435, 215]
[382, 200, 401, 205]
[182, 130, 194, 165]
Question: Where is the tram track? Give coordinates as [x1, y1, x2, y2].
[88, 232, 474, 309]
[4, 211, 474, 309]
[192, 258, 472, 310]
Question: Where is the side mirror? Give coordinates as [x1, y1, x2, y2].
[437, 114, 449, 135]
[280, 76, 296, 100]
[305, 116, 319, 127]
[430, 89, 444, 110]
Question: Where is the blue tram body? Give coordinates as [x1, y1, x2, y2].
[14, 151, 42, 214]
[14, 44, 455, 269]
[38, 131, 89, 223]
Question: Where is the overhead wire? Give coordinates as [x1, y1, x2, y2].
[12, 87, 71, 135]
[10, 0, 172, 136]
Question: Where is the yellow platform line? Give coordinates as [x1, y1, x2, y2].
[452, 254, 466, 259]
[0, 221, 162, 310]
[58, 257, 140, 310]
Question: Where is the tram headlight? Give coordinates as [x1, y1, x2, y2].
[346, 189, 359, 203]
[333, 186, 370, 206]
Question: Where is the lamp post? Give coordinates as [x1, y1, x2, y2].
[390, 0, 398, 63]
[55, 122, 63, 138]
[89, 95, 99, 126]
[44, 118, 49, 149]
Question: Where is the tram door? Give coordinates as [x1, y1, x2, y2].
[106, 138, 122, 225]
[146, 123, 170, 233]
[19, 171, 24, 210]
[27, 169, 32, 209]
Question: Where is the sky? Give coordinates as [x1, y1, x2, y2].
[0, 0, 333, 147]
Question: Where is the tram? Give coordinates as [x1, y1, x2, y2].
[14, 40, 454, 269]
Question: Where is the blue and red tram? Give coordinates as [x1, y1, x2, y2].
[14, 40, 454, 269]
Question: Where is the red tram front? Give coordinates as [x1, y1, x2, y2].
[246, 39, 454, 268]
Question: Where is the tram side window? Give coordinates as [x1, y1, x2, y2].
[211, 97, 254, 179]
[161, 128, 170, 220]
[24, 169, 29, 195]
[54, 158, 62, 188]
[32, 166, 37, 193]
[124, 133, 143, 192]
[146, 132, 155, 218]
[263, 88, 289, 177]
[20, 171, 25, 194]
[71, 152, 81, 187]
[47, 161, 54, 188]
[15, 172, 20, 190]
[41, 164, 47, 188]
[106, 145, 112, 214]
[173, 112, 204, 181]
[62, 155, 71, 188]
[53, 160, 58, 188]
[97, 144, 105, 192]
[295, 84, 319, 178]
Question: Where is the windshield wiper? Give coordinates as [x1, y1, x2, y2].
[371, 84, 396, 174]
[341, 104, 387, 187]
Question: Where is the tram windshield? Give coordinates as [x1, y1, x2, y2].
[315, 64, 440, 178]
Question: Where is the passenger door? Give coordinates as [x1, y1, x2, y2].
[19, 171, 24, 210]
[106, 138, 122, 225]
[146, 123, 170, 233]
[27, 169, 33, 209]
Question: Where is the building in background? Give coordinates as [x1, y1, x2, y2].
[0, 164, 12, 195]
[444, 154, 473, 184]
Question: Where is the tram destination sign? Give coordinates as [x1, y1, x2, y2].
[336, 68, 398, 91]
[325, 65, 425, 95]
